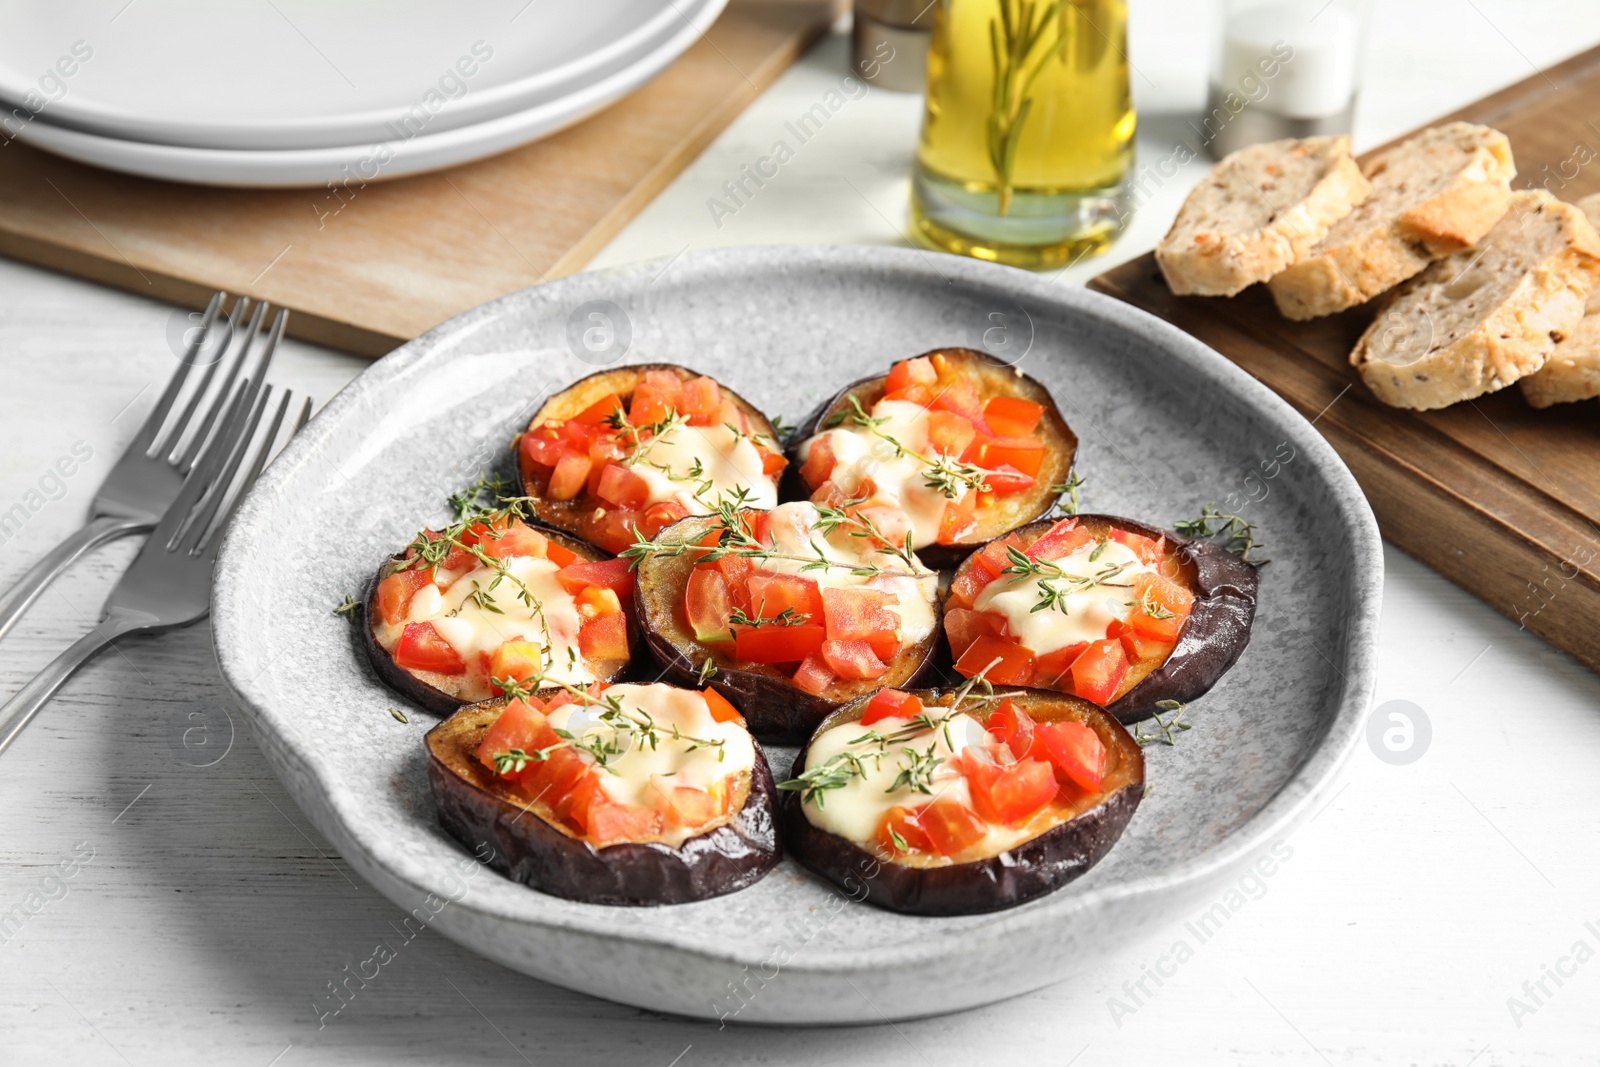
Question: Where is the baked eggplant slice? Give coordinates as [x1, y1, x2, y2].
[779, 684, 1143, 915]
[366, 511, 638, 716]
[630, 502, 942, 743]
[788, 348, 1077, 568]
[944, 514, 1258, 723]
[516, 364, 787, 555]
[427, 682, 780, 906]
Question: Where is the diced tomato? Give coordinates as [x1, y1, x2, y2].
[588, 507, 642, 554]
[850, 505, 911, 551]
[586, 799, 666, 848]
[883, 384, 933, 406]
[1034, 720, 1105, 792]
[685, 568, 735, 643]
[748, 572, 824, 623]
[595, 463, 650, 510]
[1069, 638, 1128, 704]
[560, 418, 602, 452]
[641, 500, 690, 538]
[520, 425, 566, 469]
[954, 633, 1035, 685]
[702, 688, 745, 725]
[963, 751, 1057, 826]
[937, 489, 978, 545]
[475, 698, 550, 778]
[821, 639, 889, 680]
[1032, 641, 1089, 688]
[885, 356, 938, 394]
[876, 806, 934, 854]
[821, 587, 901, 661]
[570, 393, 624, 426]
[1110, 527, 1166, 566]
[927, 410, 976, 457]
[792, 654, 836, 695]
[547, 449, 592, 500]
[799, 437, 836, 488]
[984, 464, 1034, 495]
[861, 688, 924, 726]
[652, 783, 720, 829]
[1129, 573, 1195, 639]
[1026, 518, 1091, 561]
[943, 607, 1005, 660]
[556, 558, 635, 599]
[628, 381, 676, 426]
[375, 568, 430, 626]
[981, 436, 1046, 477]
[916, 798, 988, 856]
[985, 697, 1034, 760]
[394, 622, 466, 675]
[735, 624, 826, 664]
[476, 522, 548, 561]
[579, 609, 629, 660]
[961, 429, 994, 465]
[543, 539, 579, 568]
[930, 377, 984, 424]
[1122, 630, 1175, 663]
[982, 396, 1044, 437]
[585, 438, 624, 496]
[760, 449, 788, 477]
[949, 538, 1015, 606]
[489, 641, 548, 690]
[712, 554, 753, 612]
[679, 376, 723, 424]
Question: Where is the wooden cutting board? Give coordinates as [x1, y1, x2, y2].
[1090, 45, 1600, 673]
[0, 0, 839, 356]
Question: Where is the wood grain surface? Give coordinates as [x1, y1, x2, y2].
[1090, 44, 1600, 676]
[0, 0, 840, 357]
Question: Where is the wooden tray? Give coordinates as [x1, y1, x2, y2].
[0, 0, 839, 356]
[1090, 45, 1600, 673]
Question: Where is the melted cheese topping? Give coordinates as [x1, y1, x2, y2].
[631, 423, 778, 513]
[973, 538, 1158, 654]
[376, 557, 593, 687]
[546, 683, 756, 806]
[800, 399, 953, 548]
[760, 501, 937, 643]
[800, 712, 1032, 855]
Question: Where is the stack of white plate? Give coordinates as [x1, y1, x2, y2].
[0, 0, 727, 188]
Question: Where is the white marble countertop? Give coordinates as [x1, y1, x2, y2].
[4, 3, 1600, 1064]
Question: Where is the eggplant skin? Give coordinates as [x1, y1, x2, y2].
[779, 687, 1143, 916]
[783, 347, 1078, 569]
[426, 700, 782, 906]
[947, 514, 1259, 725]
[515, 363, 780, 543]
[363, 523, 639, 717]
[633, 513, 943, 744]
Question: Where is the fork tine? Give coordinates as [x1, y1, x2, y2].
[131, 291, 225, 455]
[149, 379, 258, 551]
[167, 298, 264, 466]
[246, 306, 288, 387]
[203, 393, 307, 561]
[172, 297, 259, 471]
[183, 386, 286, 555]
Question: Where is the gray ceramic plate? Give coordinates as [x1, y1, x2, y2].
[213, 246, 1381, 1024]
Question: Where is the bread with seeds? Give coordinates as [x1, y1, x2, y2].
[1350, 191, 1600, 410]
[1156, 135, 1369, 297]
[1520, 193, 1600, 408]
[1269, 123, 1516, 320]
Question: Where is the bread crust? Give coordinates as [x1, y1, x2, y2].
[1351, 191, 1600, 410]
[1519, 192, 1600, 407]
[1269, 123, 1516, 320]
[1157, 136, 1369, 297]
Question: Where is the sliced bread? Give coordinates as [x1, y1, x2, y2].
[1520, 192, 1600, 408]
[1269, 122, 1517, 320]
[1156, 135, 1369, 297]
[1350, 190, 1600, 410]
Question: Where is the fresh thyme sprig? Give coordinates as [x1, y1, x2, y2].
[1174, 504, 1267, 564]
[489, 673, 728, 775]
[447, 471, 515, 522]
[827, 394, 995, 500]
[697, 658, 718, 684]
[728, 606, 806, 631]
[1050, 471, 1085, 516]
[602, 405, 690, 470]
[1000, 544, 1134, 615]
[333, 594, 362, 619]
[812, 497, 920, 572]
[620, 498, 922, 580]
[1134, 700, 1192, 746]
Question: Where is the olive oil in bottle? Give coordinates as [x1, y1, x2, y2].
[911, 0, 1135, 268]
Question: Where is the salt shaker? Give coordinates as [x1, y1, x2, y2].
[1207, 0, 1371, 159]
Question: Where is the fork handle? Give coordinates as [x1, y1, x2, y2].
[0, 609, 148, 758]
[0, 516, 149, 646]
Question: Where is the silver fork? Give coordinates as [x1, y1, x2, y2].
[0, 379, 311, 758]
[0, 292, 287, 646]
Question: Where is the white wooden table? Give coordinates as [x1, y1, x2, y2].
[4, 4, 1600, 1064]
